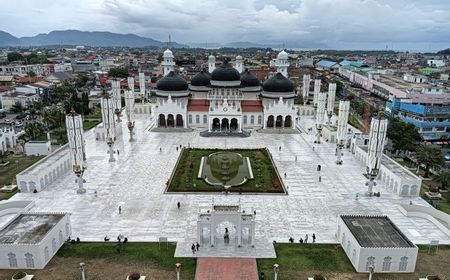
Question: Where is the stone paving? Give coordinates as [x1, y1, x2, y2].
[9, 115, 450, 248]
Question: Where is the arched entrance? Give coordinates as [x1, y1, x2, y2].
[167, 114, 175, 127]
[230, 118, 238, 131]
[212, 118, 220, 131]
[284, 115, 292, 128]
[267, 115, 274, 128]
[158, 114, 166, 127]
[275, 115, 283, 128]
[176, 114, 183, 127]
[216, 221, 236, 245]
[221, 118, 229, 132]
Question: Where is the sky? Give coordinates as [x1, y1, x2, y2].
[1, 0, 450, 51]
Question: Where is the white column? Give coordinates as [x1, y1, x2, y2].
[313, 79, 321, 107]
[326, 83, 336, 125]
[65, 111, 86, 194]
[302, 74, 310, 106]
[138, 73, 145, 97]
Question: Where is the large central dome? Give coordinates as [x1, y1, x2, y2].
[211, 60, 241, 82]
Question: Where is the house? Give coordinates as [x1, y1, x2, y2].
[45, 72, 73, 84]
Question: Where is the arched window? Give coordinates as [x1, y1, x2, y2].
[188, 115, 192, 124]
[52, 238, 57, 252]
[250, 115, 255, 124]
[399, 256, 408, 271]
[25, 253, 34, 268]
[45, 246, 50, 261]
[8, 253, 17, 268]
[243, 115, 247, 124]
[366, 256, 375, 271]
[342, 233, 346, 244]
[258, 115, 262, 124]
[203, 115, 207, 124]
[382, 256, 392, 271]
[351, 249, 356, 262]
[346, 240, 351, 252]
[196, 115, 200, 124]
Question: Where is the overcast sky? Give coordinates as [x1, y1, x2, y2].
[1, 0, 450, 51]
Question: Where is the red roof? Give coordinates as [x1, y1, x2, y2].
[187, 99, 209, 111]
[241, 100, 263, 112]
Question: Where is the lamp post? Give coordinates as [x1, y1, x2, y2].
[368, 264, 374, 280]
[315, 91, 327, 144]
[313, 79, 321, 119]
[101, 90, 116, 162]
[273, 263, 279, 280]
[326, 83, 336, 125]
[80, 262, 86, 280]
[66, 110, 87, 194]
[336, 100, 350, 165]
[302, 74, 310, 106]
[125, 89, 135, 141]
[175, 263, 181, 280]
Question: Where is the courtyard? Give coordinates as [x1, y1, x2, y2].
[4, 115, 450, 247]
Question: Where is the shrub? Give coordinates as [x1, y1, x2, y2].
[128, 272, 141, 280]
[12, 272, 27, 279]
[314, 275, 326, 280]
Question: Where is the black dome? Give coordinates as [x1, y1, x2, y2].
[156, 71, 188, 91]
[262, 73, 294, 92]
[211, 60, 240, 81]
[240, 69, 260, 87]
[191, 69, 211, 86]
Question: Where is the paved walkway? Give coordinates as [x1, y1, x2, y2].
[195, 258, 258, 280]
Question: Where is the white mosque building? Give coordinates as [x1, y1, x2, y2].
[154, 49, 297, 132]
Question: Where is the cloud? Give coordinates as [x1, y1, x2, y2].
[0, 0, 449, 50]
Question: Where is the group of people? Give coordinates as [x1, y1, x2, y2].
[289, 233, 316, 244]
[191, 242, 200, 254]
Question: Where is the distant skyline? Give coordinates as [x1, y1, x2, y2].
[1, 0, 450, 51]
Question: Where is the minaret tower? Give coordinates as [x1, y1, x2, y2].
[162, 49, 175, 76]
[336, 100, 350, 164]
[326, 83, 336, 125]
[66, 110, 87, 194]
[302, 74, 310, 106]
[101, 91, 116, 162]
[366, 113, 388, 195]
[235, 55, 244, 73]
[208, 55, 216, 73]
[275, 50, 289, 78]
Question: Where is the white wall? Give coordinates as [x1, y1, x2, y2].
[25, 141, 51, 156]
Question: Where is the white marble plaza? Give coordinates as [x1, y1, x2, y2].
[9, 115, 450, 247]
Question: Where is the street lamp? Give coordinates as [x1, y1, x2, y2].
[273, 263, 279, 280]
[368, 264, 374, 280]
[80, 262, 86, 280]
[175, 263, 181, 280]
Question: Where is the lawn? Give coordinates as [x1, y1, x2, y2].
[167, 148, 284, 193]
[257, 244, 354, 279]
[0, 154, 43, 187]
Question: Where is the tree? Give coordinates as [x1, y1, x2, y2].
[0, 151, 7, 164]
[10, 102, 24, 113]
[75, 74, 89, 88]
[415, 145, 445, 178]
[434, 169, 450, 190]
[387, 118, 422, 154]
[27, 70, 36, 77]
[108, 67, 129, 78]
[23, 122, 46, 141]
[7, 52, 24, 63]
[43, 109, 63, 130]
[25, 53, 50, 64]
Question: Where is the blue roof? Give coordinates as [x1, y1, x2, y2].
[316, 60, 337, 68]
[339, 60, 353, 67]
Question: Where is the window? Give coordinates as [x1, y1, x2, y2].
[243, 115, 247, 124]
[59, 230, 63, 244]
[382, 256, 392, 271]
[250, 115, 255, 124]
[203, 115, 207, 124]
[25, 253, 34, 268]
[258, 115, 262, 124]
[399, 256, 408, 271]
[45, 246, 50, 261]
[188, 115, 192, 124]
[52, 238, 57, 252]
[365, 256, 375, 271]
[196, 115, 200, 124]
[8, 253, 17, 268]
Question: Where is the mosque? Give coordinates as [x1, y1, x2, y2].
[154, 49, 297, 132]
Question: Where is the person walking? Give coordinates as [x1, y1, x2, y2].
[118, 206, 122, 214]
[191, 243, 196, 254]
[284, 172, 287, 178]
[312, 233, 316, 243]
[196, 242, 200, 251]
[177, 202, 181, 209]
[305, 234, 308, 243]
[318, 176, 322, 182]
[299, 238, 303, 244]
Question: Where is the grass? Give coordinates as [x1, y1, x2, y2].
[83, 120, 100, 130]
[0, 154, 44, 187]
[167, 148, 284, 193]
[257, 244, 354, 280]
[57, 242, 195, 278]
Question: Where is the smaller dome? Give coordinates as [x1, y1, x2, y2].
[157, 71, 188, 91]
[211, 60, 241, 81]
[163, 49, 174, 57]
[191, 69, 211, 86]
[240, 69, 260, 87]
[208, 54, 215, 60]
[277, 50, 288, 60]
[236, 55, 243, 60]
[263, 73, 294, 92]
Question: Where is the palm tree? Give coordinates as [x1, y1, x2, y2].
[434, 169, 450, 190]
[415, 145, 445, 177]
[24, 122, 46, 140]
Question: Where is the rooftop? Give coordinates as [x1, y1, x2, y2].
[341, 215, 415, 248]
[0, 213, 64, 244]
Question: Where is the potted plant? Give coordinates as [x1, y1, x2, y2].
[126, 272, 145, 280]
[12, 272, 28, 280]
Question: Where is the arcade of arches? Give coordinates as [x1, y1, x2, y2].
[158, 114, 185, 128]
[265, 115, 293, 129]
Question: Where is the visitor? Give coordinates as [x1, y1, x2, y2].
[118, 206, 122, 214]
[317, 164, 321, 172]
[305, 234, 308, 243]
[312, 233, 316, 243]
[196, 242, 200, 251]
[117, 235, 121, 242]
[253, 210, 256, 215]
[94, 190, 97, 197]
[289, 237, 294, 243]
[279, 146, 281, 151]
[319, 176, 322, 182]
[191, 243, 196, 254]
[33, 189, 37, 193]
[239, 187, 242, 195]
[284, 172, 286, 178]
[295, 155, 297, 162]
[160, 147, 162, 152]
[104, 236, 110, 242]
[312, 146, 315, 151]
[176, 146, 178, 151]
[177, 202, 181, 209]
[76, 237, 80, 243]
[123, 237, 128, 244]
[117, 149, 120, 155]
[299, 238, 303, 244]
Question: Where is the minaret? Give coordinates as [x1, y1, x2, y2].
[366, 113, 388, 195]
[235, 55, 244, 73]
[162, 49, 175, 76]
[65, 110, 87, 194]
[326, 83, 336, 125]
[125, 90, 135, 141]
[138, 72, 145, 99]
[101, 91, 116, 162]
[302, 74, 310, 106]
[275, 50, 289, 78]
[208, 55, 216, 73]
[315, 91, 327, 144]
[336, 100, 350, 164]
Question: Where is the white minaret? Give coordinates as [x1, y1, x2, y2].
[138, 72, 145, 98]
[315, 91, 327, 144]
[366, 114, 388, 194]
[302, 74, 310, 106]
[101, 91, 116, 162]
[66, 111, 86, 194]
[336, 100, 350, 164]
[125, 90, 135, 141]
[162, 49, 175, 76]
[275, 50, 289, 78]
[208, 55, 216, 73]
[326, 83, 336, 125]
[235, 55, 244, 73]
[313, 79, 321, 107]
